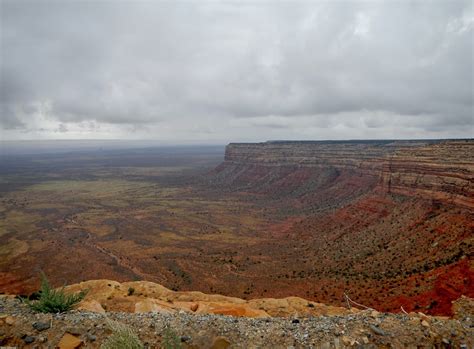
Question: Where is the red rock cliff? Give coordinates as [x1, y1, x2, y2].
[221, 140, 474, 208]
[381, 141, 474, 209]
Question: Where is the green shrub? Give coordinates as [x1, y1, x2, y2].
[23, 273, 87, 313]
[127, 287, 135, 296]
[101, 319, 144, 349]
[162, 328, 182, 349]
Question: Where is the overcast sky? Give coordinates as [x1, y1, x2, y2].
[1, 0, 472, 143]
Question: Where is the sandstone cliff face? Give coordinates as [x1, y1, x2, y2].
[219, 140, 474, 208]
[224, 141, 397, 173]
[381, 141, 474, 209]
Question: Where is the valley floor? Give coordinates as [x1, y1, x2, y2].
[1, 143, 472, 317]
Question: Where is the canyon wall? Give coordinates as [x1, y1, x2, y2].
[220, 140, 474, 208]
[381, 141, 474, 209]
[225, 140, 399, 173]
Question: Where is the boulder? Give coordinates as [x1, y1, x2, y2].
[76, 300, 105, 313]
[134, 299, 175, 314]
[58, 333, 82, 349]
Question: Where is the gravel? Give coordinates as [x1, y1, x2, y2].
[1, 296, 473, 348]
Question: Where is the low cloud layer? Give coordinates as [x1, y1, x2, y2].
[1, 0, 472, 142]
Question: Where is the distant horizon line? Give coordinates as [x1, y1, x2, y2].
[2, 137, 473, 143]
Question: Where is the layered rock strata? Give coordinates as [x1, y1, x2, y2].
[381, 141, 474, 209]
[219, 140, 474, 208]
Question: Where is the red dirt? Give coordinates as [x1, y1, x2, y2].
[1, 140, 472, 317]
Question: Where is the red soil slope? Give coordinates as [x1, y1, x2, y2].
[211, 140, 473, 315]
[1, 140, 472, 317]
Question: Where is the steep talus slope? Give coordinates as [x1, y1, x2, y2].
[286, 195, 473, 315]
[211, 141, 405, 212]
[210, 140, 473, 315]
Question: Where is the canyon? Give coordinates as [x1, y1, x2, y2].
[0, 140, 472, 318]
[211, 140, 473, 315]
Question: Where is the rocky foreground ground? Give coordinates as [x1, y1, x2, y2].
[1, 280, 473, 348]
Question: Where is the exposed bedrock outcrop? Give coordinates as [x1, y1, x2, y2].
[216, 140, 474, 208]
[381, 141, 474, 209]
[224, 140, 396, 172]
[65, 279, 356, 317]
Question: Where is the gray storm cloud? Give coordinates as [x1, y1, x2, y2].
[0, 0, 472, 141]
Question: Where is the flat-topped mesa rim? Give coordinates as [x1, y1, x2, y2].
[219, 139, 474, 209]
[227, 138, 474, 146]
